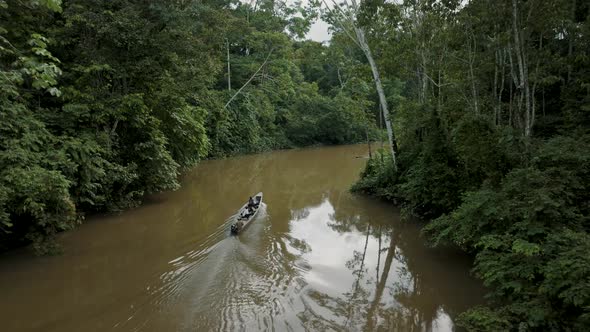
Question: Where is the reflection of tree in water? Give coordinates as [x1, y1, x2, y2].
[367, 228, 443, 332]
[289, 194, 483, 332]
[343, 224, 371, 330]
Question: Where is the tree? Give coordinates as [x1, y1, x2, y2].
[352, 0, 590, 330]
[321, 0, 399, 168]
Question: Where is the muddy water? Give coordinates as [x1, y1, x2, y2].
[0, 145, 485, 332]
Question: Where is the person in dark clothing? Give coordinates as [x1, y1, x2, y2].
[248, 196, 255, 208]
[240, 205, 254, 220]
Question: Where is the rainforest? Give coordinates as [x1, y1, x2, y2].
[1, 0, 589, 331]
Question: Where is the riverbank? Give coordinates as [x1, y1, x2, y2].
[352, 131, 590, 331]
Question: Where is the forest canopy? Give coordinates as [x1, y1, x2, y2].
[0, 0, 378, 253]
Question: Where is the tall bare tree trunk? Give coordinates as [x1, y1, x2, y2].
[354, 26, 398, 167]
[494, 49, 499, 122]
[509, 75, 513, 127]
[366, 127, 372, 159]
[468, 34, 479, 115]
[512, 0, 533, 136]
[499, 50, 506, 125]
[531, 35, 543, 129]
[494, 49, 506, 126]
[420, 50, 428, 104]
[508, 46, 520, 128]
[226, 39, 231, 91]
[567, 0, 576, 83]
[323, 0, 399, 168]
[437, 69, 442, 114]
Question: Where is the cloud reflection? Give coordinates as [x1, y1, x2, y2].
[286, 197, 457, 332]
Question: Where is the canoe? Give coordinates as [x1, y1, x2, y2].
[230, 192, 263, 234]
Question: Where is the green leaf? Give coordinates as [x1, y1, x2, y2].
[512, 239, 541, 257]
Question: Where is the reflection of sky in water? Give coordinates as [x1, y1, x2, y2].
[286, 198, 455, 332]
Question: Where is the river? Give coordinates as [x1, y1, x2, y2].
[0, 144, 485, 331]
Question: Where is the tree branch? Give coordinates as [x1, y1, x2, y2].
[224, 49, 273, 109]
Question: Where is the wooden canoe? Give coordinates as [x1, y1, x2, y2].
[230, 192, 263, 234]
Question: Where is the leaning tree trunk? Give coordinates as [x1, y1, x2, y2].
[354, 26, 398, 168]
[324, 0, 399, 168]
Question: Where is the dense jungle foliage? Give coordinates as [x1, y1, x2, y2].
[349, 0, 590, 330]
[0, 0, 379, 253]
[3, 0, 589, 329]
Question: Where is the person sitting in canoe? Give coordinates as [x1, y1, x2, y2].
[248, 196, 255, 208]
[239, 206, 253, 220]
[239, 209, 248, 220]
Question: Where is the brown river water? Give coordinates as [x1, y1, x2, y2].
[0, 144, 485, 332]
